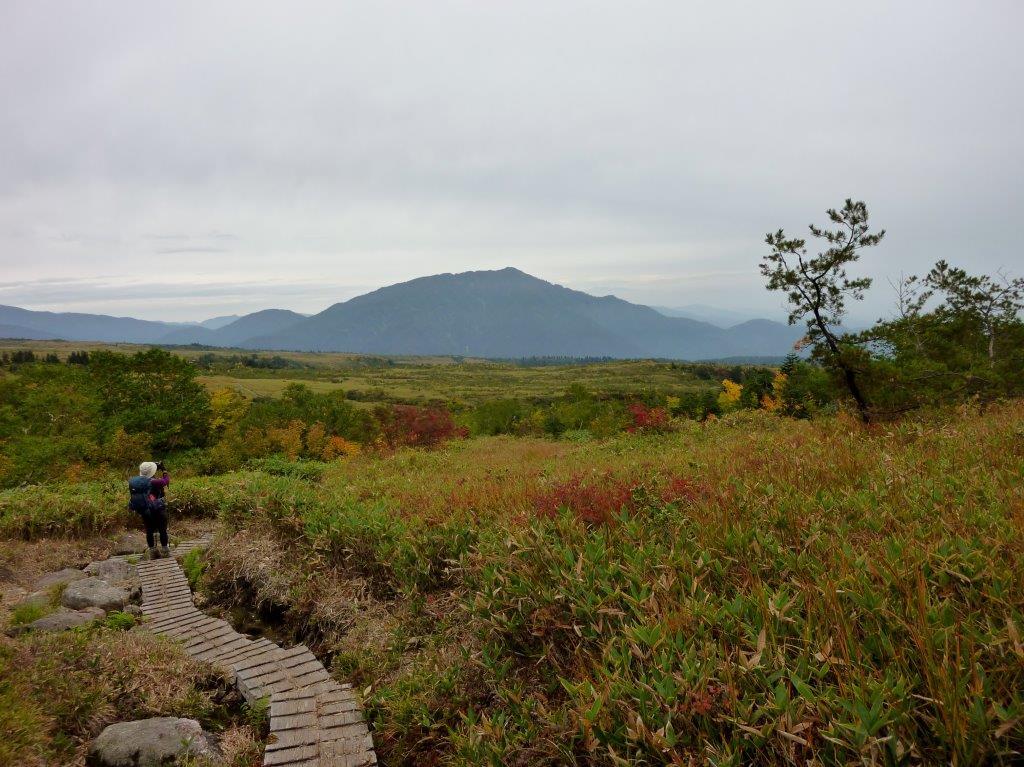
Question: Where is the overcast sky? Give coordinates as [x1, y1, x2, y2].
[1, 1, 1021, 323]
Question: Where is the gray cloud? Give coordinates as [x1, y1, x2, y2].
[154, 247, 231, 255]
[0, 0, 1021, 322]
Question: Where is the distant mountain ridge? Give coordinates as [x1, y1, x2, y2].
[653, 304, 768, 328]
[199, 314, 241, 330]
[0, 268, 805, 360]
[158, 309, 307, 347]
[0, 304, 180, 344]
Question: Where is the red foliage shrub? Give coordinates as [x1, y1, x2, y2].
[376, 404, 467, 448]
[532, 472, 635, 526]
[659, 476, 707, 506]
[626, 403, 671, 433]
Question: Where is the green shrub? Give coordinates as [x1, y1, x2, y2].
[244, 456, 328, 481]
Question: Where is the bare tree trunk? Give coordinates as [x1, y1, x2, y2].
[813, 308, 871, 424]
[840, 364, 871, 423]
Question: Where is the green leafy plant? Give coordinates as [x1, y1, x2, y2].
[243, 695, 271, 733]
[182, 548, 207, 590]
[102, 611, 137, 631]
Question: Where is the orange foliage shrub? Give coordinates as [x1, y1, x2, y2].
[322, 435, 361, 460]
[267, 419, 304, 460]
[304, 422, 329, 458]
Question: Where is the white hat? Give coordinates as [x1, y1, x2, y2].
[139, 461, 157, 478]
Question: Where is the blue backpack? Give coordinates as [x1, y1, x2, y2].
[128, 475, 153, 513]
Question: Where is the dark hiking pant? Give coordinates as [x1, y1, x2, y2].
[142, 507, 169, 548]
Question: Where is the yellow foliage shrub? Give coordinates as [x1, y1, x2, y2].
[761, 371, 788, 412]
[210, 387, 249, 435]
[718, 379, 743, 410]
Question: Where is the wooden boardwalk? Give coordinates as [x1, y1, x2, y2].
[138, 539, 376, 767]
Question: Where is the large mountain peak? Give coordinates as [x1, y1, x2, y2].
[0, 269, 802, 359]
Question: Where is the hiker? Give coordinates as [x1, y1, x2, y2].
[129, 460, 170, 559]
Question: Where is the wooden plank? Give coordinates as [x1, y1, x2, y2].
[148, 610, 206, 631]
[183, 622, 236, 645]
[319, 711, 364, 729]
[291, 668, 332, 687]
[193, 635, 254, 663]
[149, 614, 206, 634]
[233, 648, 286, 673]
[265, 727, 319, 750]
[134, 546, 375, 766]
[280, 655, 319, 671]
[184, 631, 245, 657]
[271, 696, 317, 717]
[263, 744, 318, 766]
[268, 710, 317, 731]
[153, 612, 214, 631]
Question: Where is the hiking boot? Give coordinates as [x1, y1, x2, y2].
[148, 546, 160, 560]
[160, 545, 171, 559]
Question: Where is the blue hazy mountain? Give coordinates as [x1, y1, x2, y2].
[247, 268, 804, 359]
[0, 269, 805, 360]
[156, 309, 306, 346]
[0, 304, 179, 343]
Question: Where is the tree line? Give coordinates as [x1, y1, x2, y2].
[762, 199, 1023, 422]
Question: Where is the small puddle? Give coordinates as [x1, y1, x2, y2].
[224, 603, 289, 645]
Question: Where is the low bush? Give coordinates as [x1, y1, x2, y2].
[531, 472, 635, 526]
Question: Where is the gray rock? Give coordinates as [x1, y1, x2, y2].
[33, 567, 86, 591]
[61, 577, 128, 612]
[10, 606, 104, 635]
[123, 604, 144, 617]
[112, 532, 148, 555]
[85, 558, 137, 583]
[87, 717, 221, 767]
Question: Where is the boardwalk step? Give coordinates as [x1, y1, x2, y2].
[137, 539, 374, 766]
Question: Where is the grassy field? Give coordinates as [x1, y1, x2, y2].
[2, 339, 722, 407]
[3, 400, 1022, 764]
[200, 360, 717, 406]
[197, 374, 350, 399]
